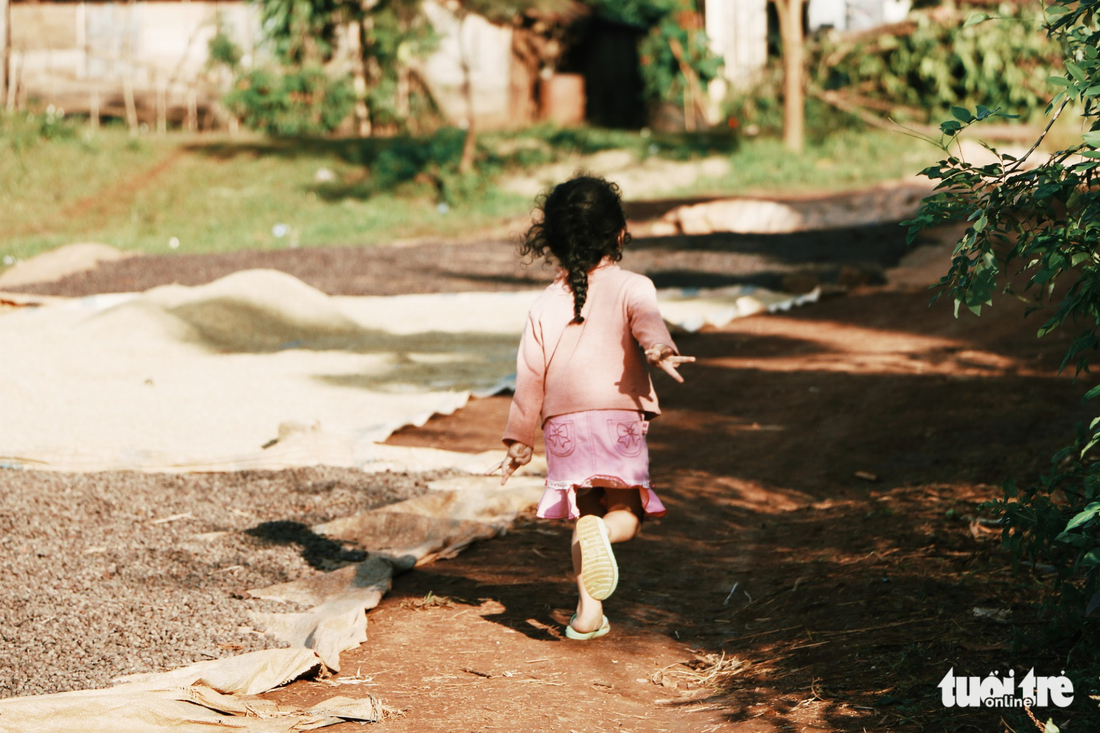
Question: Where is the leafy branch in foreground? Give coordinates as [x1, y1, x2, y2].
[905, 0, 1100, 633]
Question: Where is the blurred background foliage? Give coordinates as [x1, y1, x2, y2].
[814, 2, 1062, 122]
[727, 1, 1064, 138]
[0, 0, 1075, 261]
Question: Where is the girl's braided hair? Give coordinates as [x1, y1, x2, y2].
[519, 175, 629, 324]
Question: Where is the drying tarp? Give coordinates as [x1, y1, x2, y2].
[0, 648, 389, 732]
[0, 269, 812, 473]
[248, 477, 546, 671]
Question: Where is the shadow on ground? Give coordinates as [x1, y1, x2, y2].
[13, 220, 938, 300]
[378, 287, 1098, 732]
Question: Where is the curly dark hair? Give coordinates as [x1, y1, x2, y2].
[519, 175, 630, 324]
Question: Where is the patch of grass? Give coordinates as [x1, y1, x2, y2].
[484, 123, 741, 165]
[1, 126, 531, 262]
[676, 128, 944, 198]
[1, 121, 943, 266]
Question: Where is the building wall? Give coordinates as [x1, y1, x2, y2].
[809, 0, 848, 32]
[8, 0, 515, 129]
[10, 1, 258, 115]
[704, 0, 768, 92]
[419, 0, 513, 129]
[809, 0, 913, 33]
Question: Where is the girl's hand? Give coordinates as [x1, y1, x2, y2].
[645, 343, 695, 383]
[489, 441, 533, 485]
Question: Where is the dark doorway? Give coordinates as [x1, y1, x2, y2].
[560, 18, 647, 129]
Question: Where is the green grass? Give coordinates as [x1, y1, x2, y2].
[665, 128, 943, 198]
[0, 127, 530, 261]
[1, 120, 946, 265]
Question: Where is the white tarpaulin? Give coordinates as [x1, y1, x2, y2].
[0, 269, 811, 473]
[0, 648, 390, 731]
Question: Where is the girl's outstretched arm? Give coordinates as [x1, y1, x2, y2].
[626, 276, 693, 382]
[645, 343, 695, 383]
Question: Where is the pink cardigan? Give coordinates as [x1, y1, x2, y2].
[502, 263, 678, 448]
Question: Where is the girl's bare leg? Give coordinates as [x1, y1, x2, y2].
[570, 488, 644, 633]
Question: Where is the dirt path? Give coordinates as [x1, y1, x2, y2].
[259, 284, 1092, 732]
[13, 223, 1096, 730]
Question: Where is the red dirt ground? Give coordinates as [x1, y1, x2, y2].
[261, 280, 1096, 732]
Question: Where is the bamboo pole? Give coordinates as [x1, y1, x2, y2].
[6, 49, 19, 111]
[123, 0, 138, 133]
[668, 37, 710, 131]
[186, 87, 197, 132]
[123, 76, 138, 133]
[156, 75, 167, 134]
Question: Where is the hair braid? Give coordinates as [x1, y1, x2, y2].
[566, 261, 589, 323]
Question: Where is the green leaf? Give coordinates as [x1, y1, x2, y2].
[951, 106, 974, 123]
[1048, 76, 1073, 87]
[940, 120, 963, 136]
[1083, 131, 1100, 146]
[1080, 549, 1100, 568]
[963, 12, 988, 27]
[1067, 61, 1087, 82]
[1085, 383, 1100, 400]
[1038, 317, 1062, 339]
[1065, 503, 1100, 531]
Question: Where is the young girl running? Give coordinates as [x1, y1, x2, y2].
[493, 175, 693, 640]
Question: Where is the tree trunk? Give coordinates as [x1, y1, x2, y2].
[353, 17, 372, 136]
[773, 0, 805, 153]
[456, 10, 476, 174]
[0, 0, 9, 106]
[458, 75, 476, 173]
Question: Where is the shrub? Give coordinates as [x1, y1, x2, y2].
[810, 2, 1065, 124]
[904, 0, 1100, 637]
[226, 66, 355, 136]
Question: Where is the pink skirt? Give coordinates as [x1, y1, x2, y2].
[537, 409, 667, 520]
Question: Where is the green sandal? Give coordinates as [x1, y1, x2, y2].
[577, 515, 618, 601]
[565, 614, 610, 640]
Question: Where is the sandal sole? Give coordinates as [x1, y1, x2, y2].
[577, 515, 618, 601]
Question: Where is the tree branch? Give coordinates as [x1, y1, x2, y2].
[1005, 99, 1070, 175]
